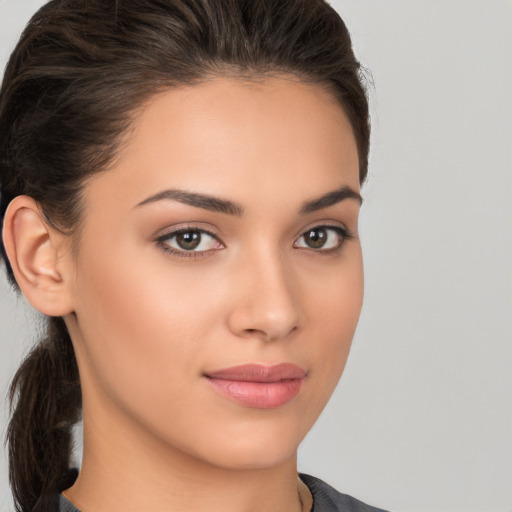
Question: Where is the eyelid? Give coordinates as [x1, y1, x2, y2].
[295, 221, 353, 239]
[153, 221, 223, 240]
[154, 224, 225, 259]
[294, 223, 355, 251]
[152, 221, 355, 259]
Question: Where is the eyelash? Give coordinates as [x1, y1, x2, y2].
[294, 225, 354, 253]
[155, 224, 354, 259]
[155, 226, 222, 260]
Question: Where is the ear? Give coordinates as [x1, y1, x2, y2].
[2, 196, 75, 316]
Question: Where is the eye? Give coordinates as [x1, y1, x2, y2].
[156, 228, 223, 257]
[294, 225, 352, 251]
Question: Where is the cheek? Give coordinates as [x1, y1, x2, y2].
[309, 245, 364, 334]
[70, 230, 363, 436]
[70, 243, 222, 410]
[304, 247, 364, 395]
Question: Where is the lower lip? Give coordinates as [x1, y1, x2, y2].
[205, 377, 304, 408]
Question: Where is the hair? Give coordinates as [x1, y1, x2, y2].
[0, 0, 370, 510]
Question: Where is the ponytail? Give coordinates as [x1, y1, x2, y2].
[2, 0, 370, 509]
[7, 317, 81, 512]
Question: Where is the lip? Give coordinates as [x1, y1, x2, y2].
[204, 363, 306, 409]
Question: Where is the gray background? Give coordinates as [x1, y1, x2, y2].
[1, 1, 511, 511]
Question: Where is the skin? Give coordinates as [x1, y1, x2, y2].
[4, 76, 363, 512]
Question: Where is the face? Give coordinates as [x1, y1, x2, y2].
[65, 76, 363, 470]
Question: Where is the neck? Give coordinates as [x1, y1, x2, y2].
[65, 398, 305, 512]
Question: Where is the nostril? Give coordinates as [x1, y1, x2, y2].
[245, 328, 264, 336]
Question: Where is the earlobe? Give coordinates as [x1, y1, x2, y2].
[2, 196, 75, 316]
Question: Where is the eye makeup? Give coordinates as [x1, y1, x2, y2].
[155, 226, 224, 259]
[154, 222, 355, 260]
[294, 224, 354, 253]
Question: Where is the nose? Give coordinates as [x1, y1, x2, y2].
[226, 251, 302, 342]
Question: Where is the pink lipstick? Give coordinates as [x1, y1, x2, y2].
[204, 363, 306, 408]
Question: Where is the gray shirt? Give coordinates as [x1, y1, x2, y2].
[58, 473, 389, 512]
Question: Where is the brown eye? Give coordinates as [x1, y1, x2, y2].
[303, 228, 328, 249]
[176, 231, 201, 250]
[156, 228, 222, 256]
[294, 226, 349, 251]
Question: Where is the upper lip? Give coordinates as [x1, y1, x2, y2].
[204, 363, 306, 382]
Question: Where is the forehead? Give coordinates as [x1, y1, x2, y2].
[85, 76, 360, 210]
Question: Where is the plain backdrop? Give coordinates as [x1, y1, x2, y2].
[1, 1, 511, 511]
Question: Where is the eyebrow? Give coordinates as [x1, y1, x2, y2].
[136, 189, 244, 216]
[136, 184, 362, 216]
[299, 185, 363, 214]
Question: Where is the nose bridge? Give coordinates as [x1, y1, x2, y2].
[227, 242, 302, 341]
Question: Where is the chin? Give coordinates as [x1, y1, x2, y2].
[183, 417, 305, 471]
[204, 441, 298, 471]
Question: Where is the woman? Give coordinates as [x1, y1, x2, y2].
[0, 0, 385, 511]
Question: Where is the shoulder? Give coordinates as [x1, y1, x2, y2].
[56, 475, 389, 512]
[300, 473, 390, 512]
[57, 494, 81, 512]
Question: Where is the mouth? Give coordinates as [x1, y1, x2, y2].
[203, 363, 306, 409]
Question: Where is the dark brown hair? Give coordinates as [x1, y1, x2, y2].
[0, 0, 370, 510]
